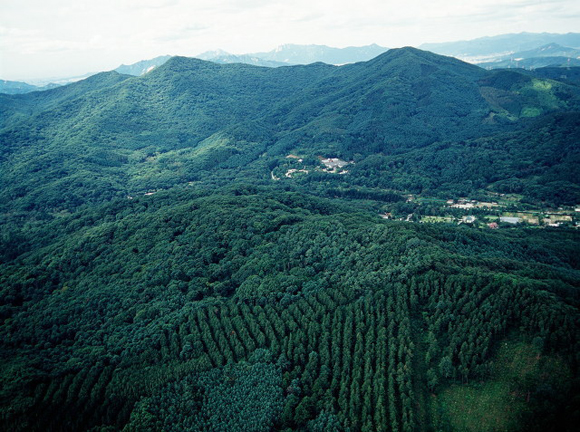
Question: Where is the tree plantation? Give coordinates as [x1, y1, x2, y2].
[0, 188, 578, 431]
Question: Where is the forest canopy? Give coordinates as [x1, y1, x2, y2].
[1, 49, 579, 431]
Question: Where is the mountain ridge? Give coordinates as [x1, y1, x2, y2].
[114, 55, 173, 76]
[1, 47, 579, 220]
[4, 33, 580, 89]
[250, 42, 389, 65]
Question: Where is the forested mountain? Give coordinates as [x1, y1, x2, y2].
[1, 47, 579, 431]
[2, 47, 579, 219]
[527, 66, 580, 85]
[0, 80, 40, 95]
[0, 80, 61, 95]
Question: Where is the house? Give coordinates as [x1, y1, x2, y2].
[452, 202, 474, 209]
[500, 216, 522, 224]
[476, 202, 499, 208]
[544, 215, 572, 225]
[321, 158, 350, 170]
[462, 215, 477, 224]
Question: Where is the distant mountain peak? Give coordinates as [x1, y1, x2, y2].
[193, 43, 389, 67]
[114, 55, 172, 76]
[362, 46, 486, 81]
[373, 46, 469, 64]
[386, 46, 423, 55]
[252, 43, 389, 65]
[197, 49, 232, 60]
[162, 56, 211, 69]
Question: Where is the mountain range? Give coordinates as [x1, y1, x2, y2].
[0, 80, 60, 95]
[128, 44, 390, 73]
[3, 33, 580, 93]
[1, 44, 579, 432]
[2, 47, 579, 219]
[420, 32, 580, 61]
[477, 43, 580, 69]
[249, 43, 389, 65]
[196, 50, 288, 67]
[108, 35, 580, 75]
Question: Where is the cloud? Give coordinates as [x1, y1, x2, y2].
[154, 24, 209, 42]
[0, 27, 74, 54]
[121, 0, 179, 10]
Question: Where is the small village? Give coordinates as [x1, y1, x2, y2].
[271, 155, 353, 180]
[381, 196, 580, 229]
[270, 154, 579, 230]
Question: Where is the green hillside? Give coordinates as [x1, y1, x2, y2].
[2, 48, 579, 221]
[1, 187, 579, 431]
[1, 48, 579, 431]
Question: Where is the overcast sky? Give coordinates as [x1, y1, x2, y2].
[2, 0, 580, 81]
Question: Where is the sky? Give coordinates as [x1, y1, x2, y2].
[1, 0, 580, 81]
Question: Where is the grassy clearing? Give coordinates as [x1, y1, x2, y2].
[431, 340, 571, 432]
[436, 381, 524, 432]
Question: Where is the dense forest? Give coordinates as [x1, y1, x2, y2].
[1, 48, 579, 431]
[1, 187, 579, 431]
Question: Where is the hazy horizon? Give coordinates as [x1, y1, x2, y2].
[2, 0, 580, 81]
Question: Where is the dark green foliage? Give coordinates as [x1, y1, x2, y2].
[348, 112, 580, 205]
[1, 48, 579, 223]
[124, 357, 283, 432]
[0, 188, 578, 431]
[1, 48, 579, 431]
